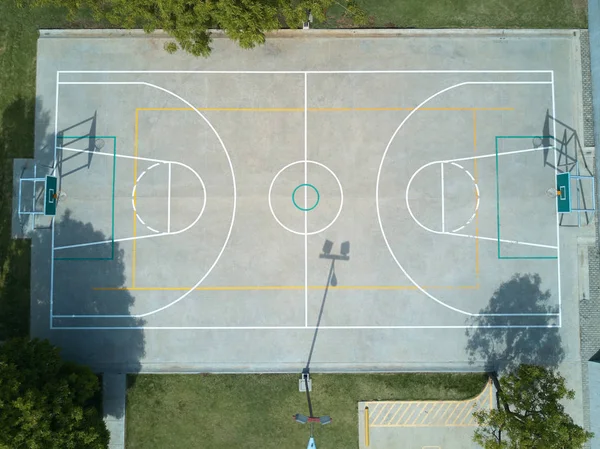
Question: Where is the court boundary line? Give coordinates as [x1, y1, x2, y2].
[49, 71, 561, 328]
[51, 324, 560, 330]
[59, 70, 554, 74]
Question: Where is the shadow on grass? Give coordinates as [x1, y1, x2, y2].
[0, 96, 41, 340]
[31, 208, 146, 419]
[0, 94, 147, 419]
[465, 273, 563, 373]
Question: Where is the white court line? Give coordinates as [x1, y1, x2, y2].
[450, 232, 557, 249]
[551, 71, 562, 327]
[59, 70, 554, 74]
[131, 185, 137, 211]
[51, 79, 235, 320]
[58, 146, 165, 163]
[136, 170, 147, 183]
[441, 162, 445, 232]
[147, 226, 160, 234]
[147, 162, 160, 170]
[442, 146, 555, 164]
[49, 322, 560, 330]
[50, 71, 59, 329]
[304, 72, 308, 328]
[268, 160, 344, 236]
[55, 232, 167, 250]
[377, 80, 559, 318]
[167, 162, 171, 233]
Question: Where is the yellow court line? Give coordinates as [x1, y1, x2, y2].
[93, 284, 481, 291]
[135, 106, 514, 112]
[429, 402, 446, 423]
[380, 404, 397, 425]
[371, 403, 388, 423]
[444, 403, 461, 425]
[414, 403, 432, 426]
[458, 403, 477, 425]
[131, 109, 139, 288]
[403, 406, 420, 426]
[387, 403, 404, 425]
[452, 402, 469, 425]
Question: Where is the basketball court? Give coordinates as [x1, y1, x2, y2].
[25, 30, 591, 376]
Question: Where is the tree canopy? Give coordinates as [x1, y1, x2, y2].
[24, 0, 367, 56]
[0, 338, 109, 449]
[473, 365, 593, 449]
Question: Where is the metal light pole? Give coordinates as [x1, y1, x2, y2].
[293, 240, 350, 448]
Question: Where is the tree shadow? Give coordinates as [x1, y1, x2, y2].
[465, 273, 564, 373]
[10, 96, 146, 421]
[0, 96, 48, 340]
[30, 209, 145, 420]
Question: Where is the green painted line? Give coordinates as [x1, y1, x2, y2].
[111, 137, 116, 260]
[494, 135, 555, 139]
[495, 135, 559, 260]
[56, 135, 117, 261]
[61, 135, 119, 139]
[292, 183, 320, 211]
[499, 256, 558, 260]
[495, 136, 501, 258]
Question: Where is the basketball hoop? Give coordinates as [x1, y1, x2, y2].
[532, 137, 543, 148]
[546, 187, 557, 198]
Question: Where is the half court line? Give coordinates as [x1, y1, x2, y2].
[304, 72, 309, 328]
[167, 162, 171, 233]
[441, 162, 445, 232]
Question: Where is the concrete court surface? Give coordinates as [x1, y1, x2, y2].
[28, 29, 591, 422]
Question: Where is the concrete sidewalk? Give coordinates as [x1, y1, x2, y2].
[103, 374, 126, 449]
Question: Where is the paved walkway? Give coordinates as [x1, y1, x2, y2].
[103, 374, 126, 449]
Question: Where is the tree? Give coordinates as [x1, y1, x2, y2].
[22, 0, 367, 56]
[473, 365, 593, 449]
[0, 338, 109, 449]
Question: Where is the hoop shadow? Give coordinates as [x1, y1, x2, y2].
[541, 110, 594, 226]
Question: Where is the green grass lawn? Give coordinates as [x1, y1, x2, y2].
[0, 1, 102, 340]
[125, 373, 488, 449]
[322, 0, 587, 28]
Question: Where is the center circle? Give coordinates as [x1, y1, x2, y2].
[292, 183, 320, 211]
[268, 160, 344, 236]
